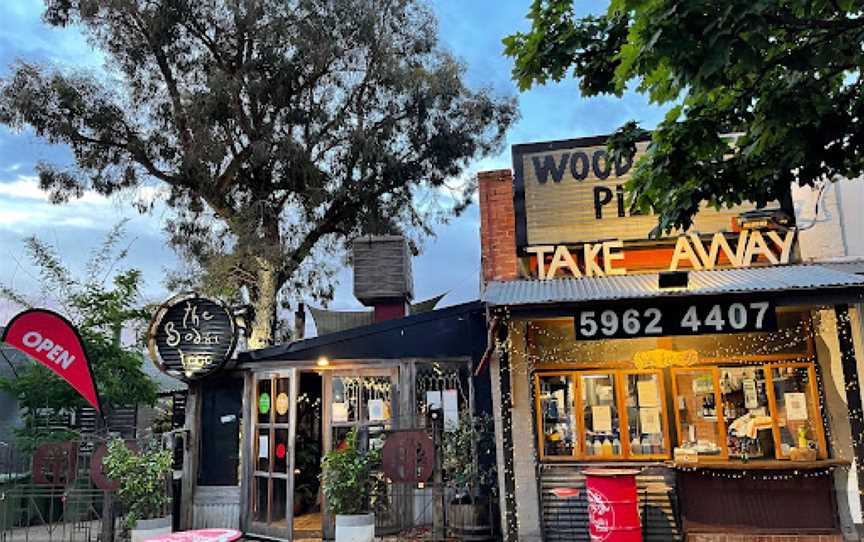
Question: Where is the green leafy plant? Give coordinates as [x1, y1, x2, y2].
[320, 430, 379, 516]
[442, 412, 495, 503]
[0, 0, 517, 350]
[504, 0, 864, 235]
[0, 223, 158, 451]
[102, 438, 172, 530]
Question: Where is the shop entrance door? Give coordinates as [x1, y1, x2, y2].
[248, 370, 298, 540]
[321, 368, 399, 538]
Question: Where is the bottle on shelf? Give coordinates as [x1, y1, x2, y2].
[612, 436, 621, 455]
[592, 438, 603, 456]
[630, 433, 642, 455]
[601, 437, 613, 456]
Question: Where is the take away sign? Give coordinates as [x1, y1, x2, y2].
[2, 309, 101, 412]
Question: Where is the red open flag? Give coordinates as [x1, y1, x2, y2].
[2, 309, 101, 413]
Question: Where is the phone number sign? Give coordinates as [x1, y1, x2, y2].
[574, 300, 777, 340]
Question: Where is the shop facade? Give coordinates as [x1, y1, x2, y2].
[151, 238, 496, 541]
[477, 136, 864, 541]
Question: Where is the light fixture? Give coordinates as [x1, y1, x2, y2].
[658, 270, 688, 289]
[317, 356, 330, 367]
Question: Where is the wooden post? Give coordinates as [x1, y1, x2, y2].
[834, 305, 864, 517]
[180, 382, 202, 530]
[239, 371, 253, 532]
[100, 491, 115, 542]
[432, 408, 445, 540]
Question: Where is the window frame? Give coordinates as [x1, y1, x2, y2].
[619, 369, 672, 460]
[764, 362, 827, 460]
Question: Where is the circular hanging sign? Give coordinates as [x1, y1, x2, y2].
[259, 392, 271, 415]
[147, 293, 237, 381]
[276, 392, 289, 415]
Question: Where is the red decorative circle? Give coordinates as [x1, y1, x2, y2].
[276, 443, 286, 459]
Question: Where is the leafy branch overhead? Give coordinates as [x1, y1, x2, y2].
[1, 0, 517, 347]
[504, 0, 864, 234]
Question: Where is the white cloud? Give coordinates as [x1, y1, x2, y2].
[0, 176, 108, 204]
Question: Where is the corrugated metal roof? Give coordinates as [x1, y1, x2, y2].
[482, 264, 864, 306]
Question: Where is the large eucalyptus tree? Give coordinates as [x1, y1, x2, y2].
[1, 0, 516, 347]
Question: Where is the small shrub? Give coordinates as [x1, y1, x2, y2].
[102, 438, 172, 530]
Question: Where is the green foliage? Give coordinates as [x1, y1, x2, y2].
[441, 412, 495, 501]
[319, 430, 380, 516]
[102, 438, 172, 529]
[0, 0, 518, 347]
[0, 223, 158, 444]
[504, 0, 864, 234]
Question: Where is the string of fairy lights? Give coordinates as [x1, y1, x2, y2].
[486, 303, 864, 532]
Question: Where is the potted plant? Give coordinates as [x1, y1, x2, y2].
[442, 412, 496, 539]
[320, 430, 379, 542]
[102, 438, 173, 542]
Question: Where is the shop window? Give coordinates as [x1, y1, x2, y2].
[536, 374, 577, 458]
[415, 362, 471, 429]
[671, 367, 727, 459]
[720, 367, 773, 459]
[580, 373, 623, 459]
[767, 363, 826, 459]
[622, 371, 670, 458]
[331, 376, 360, 423]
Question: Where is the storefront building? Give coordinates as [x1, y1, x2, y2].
[154, 237, 495, 541]
[477, 135, 864, 541]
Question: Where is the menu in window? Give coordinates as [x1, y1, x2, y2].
[258, 435, 269, 458]
[637, 380, 659, 407]
[426, 390, 442, 410]
[640, 407, 662, 434]
[332, 402, 348, 423]
[443, 389, 459, 431]
[743, 379, 758, 409]
[592, 405, 612, 433]
[368, 399, 385, 421]
[786, 392, 809, 421]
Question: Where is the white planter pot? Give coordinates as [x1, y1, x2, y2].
[335, 513, 375, 542]
[130, 515, 172, 542]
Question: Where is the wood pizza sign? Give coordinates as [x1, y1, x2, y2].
[512, 135, 762, 249]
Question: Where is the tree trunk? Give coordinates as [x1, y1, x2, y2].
[247, 258, 279, 349]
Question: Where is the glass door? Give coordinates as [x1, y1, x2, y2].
[249, 370, 297, 540]
[322, 368, 397, 537]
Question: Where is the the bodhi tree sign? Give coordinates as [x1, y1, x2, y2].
[147, 293, 238, 380]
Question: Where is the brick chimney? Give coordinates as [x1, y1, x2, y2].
[478, 169, 518, 284]
[353, 235, 414, 322]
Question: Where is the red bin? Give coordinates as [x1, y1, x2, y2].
[583, 468, 642, 542]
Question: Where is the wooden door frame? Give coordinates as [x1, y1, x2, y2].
[241, 368, 298, 541]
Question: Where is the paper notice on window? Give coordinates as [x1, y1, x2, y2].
[258, 435, 269, 459]
[332, 402, 348, 423]
[637, 380, 659, 407]
[597, 385, 613, 403]
[591, 405, 612, 433]
[367, 399, 385, 421]
[640, 407, 662, 434]
[743, 379, 758, 409]
[785, 392, 809, 421]
[443, 389, 459, 431]
[426, 390, 442, 411]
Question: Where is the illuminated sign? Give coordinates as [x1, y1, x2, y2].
[528, 229, 795, 280]
[147, 294, 237, 380]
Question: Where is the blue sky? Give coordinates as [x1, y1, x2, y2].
[0, 1, 666, 329]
